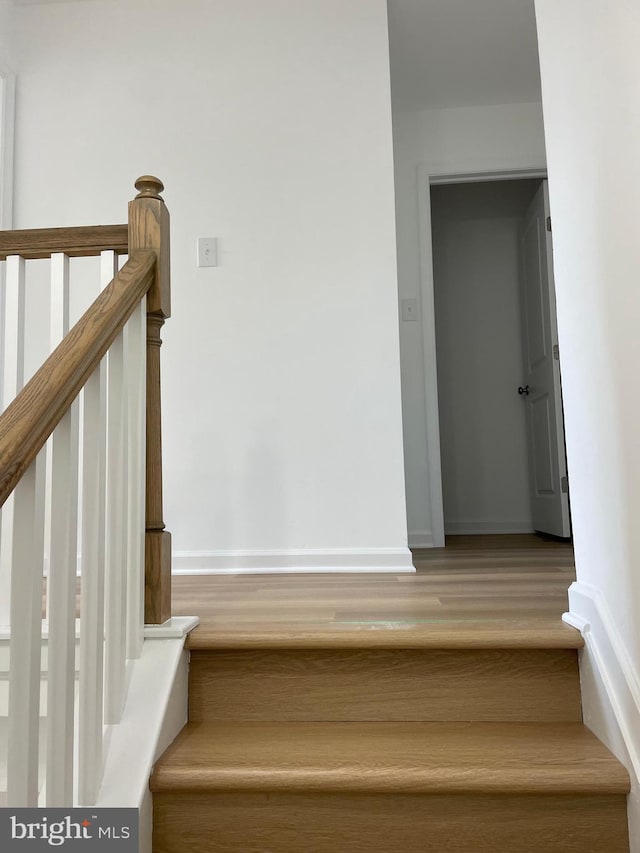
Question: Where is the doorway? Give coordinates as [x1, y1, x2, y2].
[430, 177, 570, 540]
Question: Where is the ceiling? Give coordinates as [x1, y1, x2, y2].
[387, 0, 542, 112]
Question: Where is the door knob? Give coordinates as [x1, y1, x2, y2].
[518, 385, 530, 396]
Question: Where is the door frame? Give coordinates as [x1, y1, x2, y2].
[415, 163, 547, 547]
[0, 63, 15, 229]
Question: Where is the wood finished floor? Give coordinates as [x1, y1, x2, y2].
[155, 535, 633, 853]
[172, 534, 578, 647]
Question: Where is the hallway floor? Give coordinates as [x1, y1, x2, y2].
[172, 534, 578, 648]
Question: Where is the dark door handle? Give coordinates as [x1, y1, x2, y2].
[518, 385, 530, 396]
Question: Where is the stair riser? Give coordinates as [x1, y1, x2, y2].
[153, 791, 629, 853]
[189, 647, 581, 722]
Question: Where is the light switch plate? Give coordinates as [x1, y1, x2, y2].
[197, 237, 218, 267]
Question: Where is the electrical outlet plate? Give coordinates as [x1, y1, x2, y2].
[401, 298, 418, 321]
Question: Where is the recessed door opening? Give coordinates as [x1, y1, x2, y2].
[431, 177, 571, 542]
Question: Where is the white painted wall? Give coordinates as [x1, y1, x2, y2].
[392, 102, 547, 544]
[431, 180, 537, 534]
[0, 1, 13, 63]
[0, 0, 15, 228]
[535, 1, 640, 845]
[10, 0, 410, 570]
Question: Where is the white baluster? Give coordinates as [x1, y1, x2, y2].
[77, 251, 113, 804]
[0, 255, 25, 627]
[46, 253, 79, 805]
[104, 327, 127, 724]
[125, 297, 146, 660]
[0, 257, 4, 628]
[7, 454, 46, 806]
[3, 255, 46, 806]
[0, 260, 4, 413]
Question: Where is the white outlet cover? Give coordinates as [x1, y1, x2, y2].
[401, 298, 418, 321]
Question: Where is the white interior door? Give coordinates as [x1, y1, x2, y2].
[519, 180, 571, 537]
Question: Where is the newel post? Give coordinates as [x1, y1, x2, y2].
[128, 176, 171, 624]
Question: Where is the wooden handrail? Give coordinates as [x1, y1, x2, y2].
[0, 224, 129, 260]
[0, 249, 155, 505]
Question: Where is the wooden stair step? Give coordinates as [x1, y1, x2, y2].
[151, 721, 628, 795]
[152, 722, 630, 853]
[188, 644, 582, 722]
[186, 617, 583, 650]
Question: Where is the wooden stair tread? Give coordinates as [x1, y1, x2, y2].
[151, 721, 628, 795]
[186, 618, 583, 650]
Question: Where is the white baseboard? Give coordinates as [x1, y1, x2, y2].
[563, 581, 640, 851]
[444, 520, 534, 535]
[172, 547, 415, 574]
[408, 531, 434, 548]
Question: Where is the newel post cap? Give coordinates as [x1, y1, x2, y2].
[134, 175, 165, 201]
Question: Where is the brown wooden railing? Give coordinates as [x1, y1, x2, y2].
[0, 224, 129, 260]
[0, 175, 171, 625]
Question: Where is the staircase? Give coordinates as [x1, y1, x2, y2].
[151, 615, 630, 852]
[0, 176, 173, 810]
